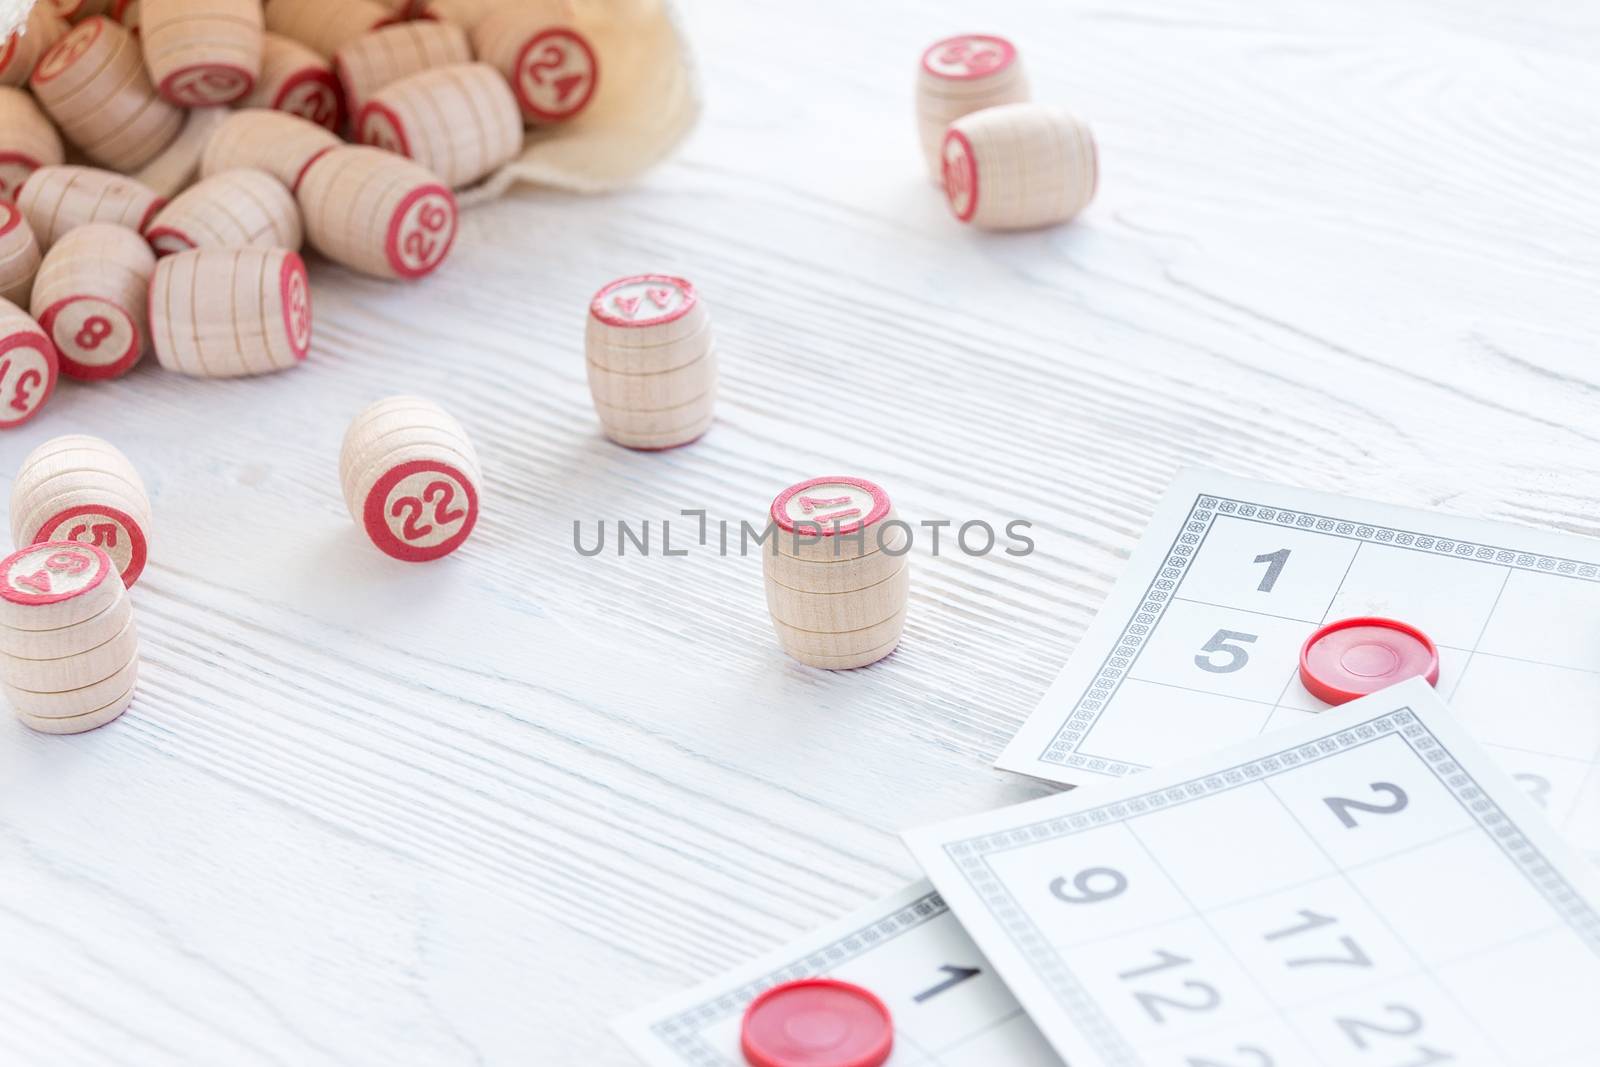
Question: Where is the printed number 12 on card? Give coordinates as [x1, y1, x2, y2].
[998, 470, 1600, 862]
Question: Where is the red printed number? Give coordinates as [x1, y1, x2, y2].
[75, 316, 112, 350]
[68, 522, 118, 548]
[15, 548, 91, 592]
[389, 480, 465, 541]
[528, 45, 583, 104]
[15, 569, 50, 593]
[403, 201, 449, 264]
[45, 549, 90, 574]
[0, 356, 40, 412]
[938, 40, 1002, 75]
[293, 90, 336, 129]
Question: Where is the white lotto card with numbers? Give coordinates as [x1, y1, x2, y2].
[998, 469, 1600, 859]
[911, 678, 1600, 1067]
[614, 880, 1062, 1066]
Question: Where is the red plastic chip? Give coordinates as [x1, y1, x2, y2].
[1299, 616, 1440, 706]
[740, 978, 893, 1067]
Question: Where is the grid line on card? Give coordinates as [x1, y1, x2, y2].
[1119, 821, 1335, 1067]
[953, 709, 1600, 1066]
[1259, 743, 1515, 1062]
[1041, 491, 1600, 772]
[647, 889, 949, 1065]
[1442, 568, 1512, 703]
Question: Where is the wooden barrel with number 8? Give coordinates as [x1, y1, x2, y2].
[29, 222, 152, 381]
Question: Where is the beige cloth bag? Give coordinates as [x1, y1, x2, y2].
[1, 0, 700, 203]
[466, 0, 700, 204]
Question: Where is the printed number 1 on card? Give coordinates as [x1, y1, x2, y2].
[1253, 549, 1290, 592]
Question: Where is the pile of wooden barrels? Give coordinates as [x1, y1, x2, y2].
[0, 0, 601, 424]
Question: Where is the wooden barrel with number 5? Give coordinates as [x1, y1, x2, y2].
[10, 434, 152, 588]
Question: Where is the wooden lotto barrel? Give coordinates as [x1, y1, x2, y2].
[264, 0, 391, 59]
[17, 166, 165, 250]
[942, 103, 1097, 230]
[144, 169, 301, 255]
[0, 297, 58, 430]
[0, 88, 66, 203]
[29, 222, 153, 380]
[140, 0, 264, 106]
[200, 109, 340, 193]
[340, 396, 482, 563]
[30, 16, 183, 172]
[762, 476, 909, 670]
[295, 146, 457, 280]
[0, 203, 41, 308]
[11, 434, 152, 588]
[148, 247, 311, 377]
[584, 274, 716, 450]
[356, 63, 521, 188]
[333, 19, 469, 117]
[0, 6, 71, 88]
[0, 540, 138, 735]
[915, 34, 1029, 184]
[471, 2, 600, 125]
[241, 32, 342, 130]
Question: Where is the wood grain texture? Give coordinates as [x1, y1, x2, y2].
[3, 0, 1600, 1062]
[29, 15, 182, 172]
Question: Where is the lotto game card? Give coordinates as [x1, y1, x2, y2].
[910, 678, 1600, 1067]
[614, 880, 1060, 1066]
[999, 469, 1600, 859]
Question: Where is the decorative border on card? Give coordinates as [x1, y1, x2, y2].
[646, 888, 950, 1064]
[961, 711, 1600, 1065]
[1039, 491, 1600, 770]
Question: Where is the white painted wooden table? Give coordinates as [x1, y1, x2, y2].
[4, 1, 1599, 1063]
